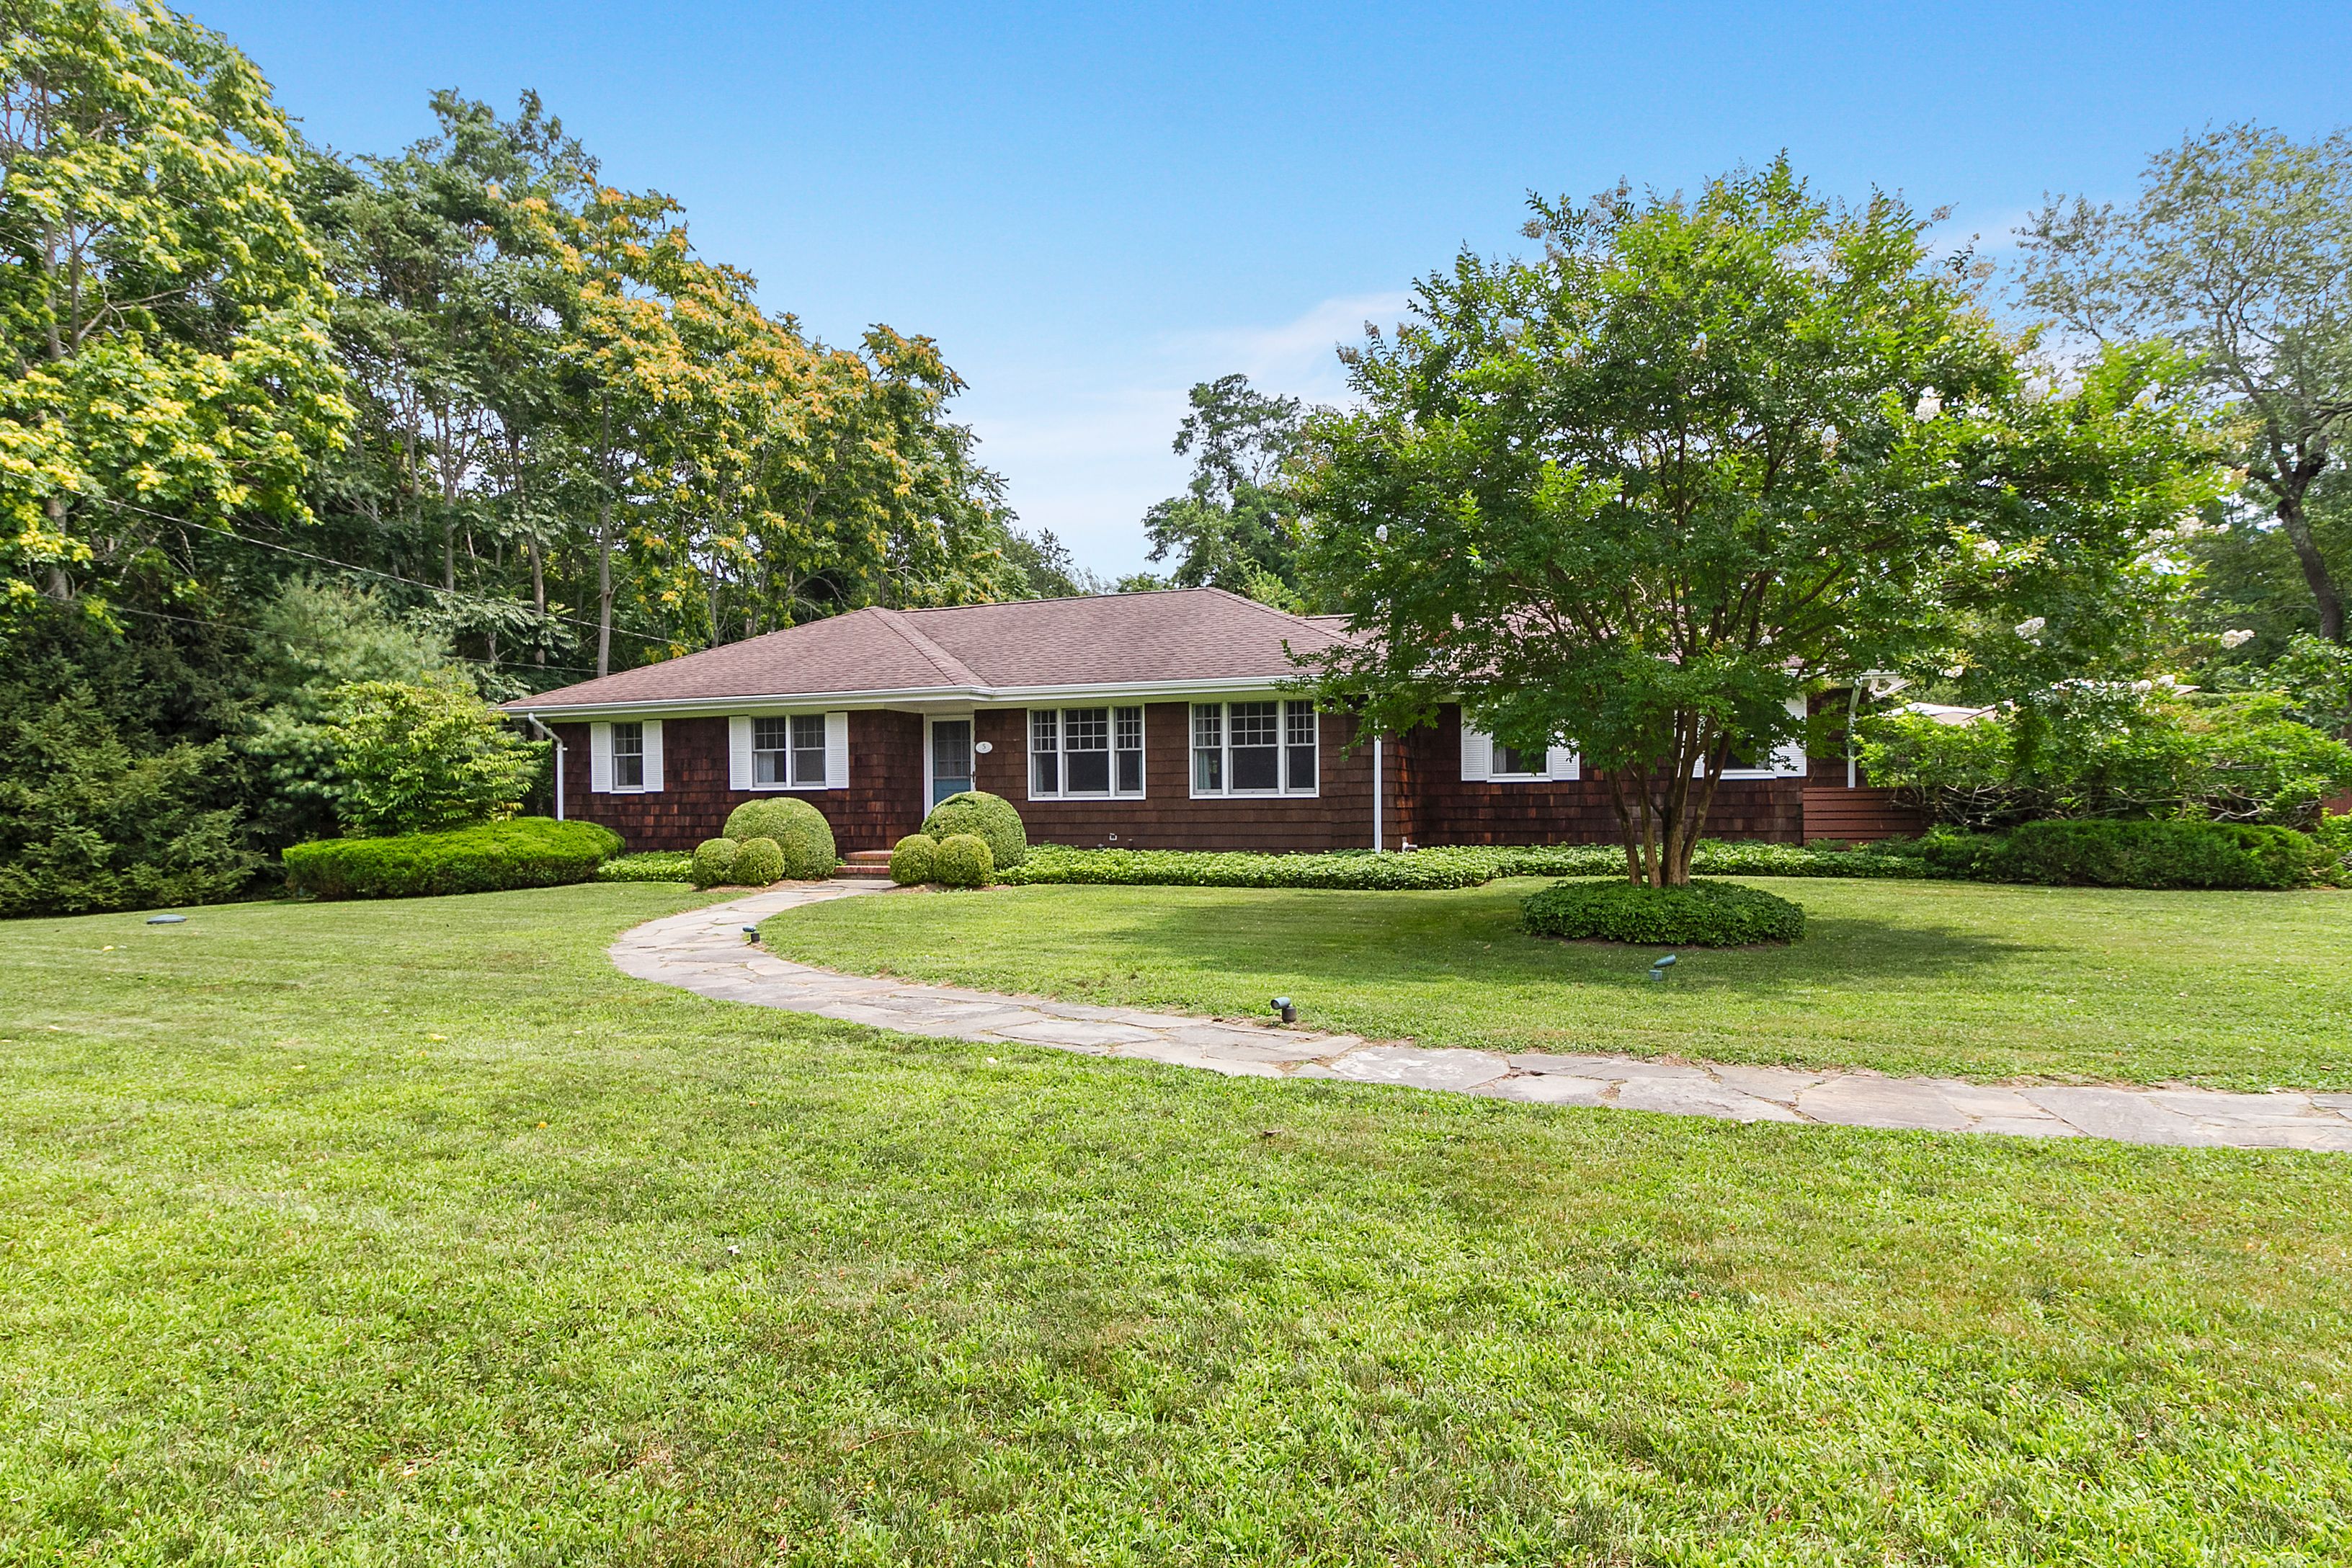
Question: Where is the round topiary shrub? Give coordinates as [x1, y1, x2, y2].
[1520, 877, 1804, 946]
[931, 832, 994, 888]
[889, 832, 939, 886]
[691, 836, 741, 888]
[919, 790, 1025, 870]
[732, 836, 786, 886]
[723, 796, 837, 879]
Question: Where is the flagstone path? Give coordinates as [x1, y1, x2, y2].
[610, 883, 2352, 1154]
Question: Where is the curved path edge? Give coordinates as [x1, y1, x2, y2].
[610, 883, 2352, 1154]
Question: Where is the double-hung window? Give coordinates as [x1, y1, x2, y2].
[752, 714, 827, 788]
[611, 722, 645, 789]
[1192, 700, 1318, 796]
[1030, 705, 1145, 799]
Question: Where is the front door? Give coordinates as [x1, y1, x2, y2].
[930, 717, 974, 806]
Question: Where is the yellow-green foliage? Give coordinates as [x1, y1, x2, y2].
[691, 837, 741, 888]
[722, 798, 837, 878]
[932, 832, 994, 888]
[889, 833, 938, 886]
[919, 791, 1025, 870]
[732, 837, 785, 886]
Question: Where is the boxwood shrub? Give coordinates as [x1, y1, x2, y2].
[284, 817, 621, 900]
[732, 836, 785, 886]
[932, 832, 994, 888]
[597, 850, 694, 883]
[890, 832, 938, 886]
[690, 837, 741, 888]
[920, 791, 1026, 870]
[721, 798, 837, 878]
[1521, 878, 1807, 946]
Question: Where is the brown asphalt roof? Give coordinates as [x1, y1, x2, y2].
[506, 588, 1353, 710]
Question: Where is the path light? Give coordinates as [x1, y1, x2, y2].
[741, 925, 759, 941]
[1270, 997, 1297, 1025]
[1649, 955, 1678, 983]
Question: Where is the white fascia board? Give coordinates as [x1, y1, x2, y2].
[506, 674, 1304, 721]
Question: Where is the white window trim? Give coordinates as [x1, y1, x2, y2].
[728, 710, 848, 792]
[1027, 704, 1146, 801]
[1190, 698, 1319, 799]
[592, 718, 662, 793]
[1461, 723, 1578, 783]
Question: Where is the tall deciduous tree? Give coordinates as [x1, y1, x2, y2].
[1298, 164, 2217, 885]
[1142, 373, 1310, 608]
[2018, 124, 2352, 642]
[0, 0, 352, 620]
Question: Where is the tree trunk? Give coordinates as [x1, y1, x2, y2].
[2276, 486, 2346, 643]
[595, 396, 615, 677]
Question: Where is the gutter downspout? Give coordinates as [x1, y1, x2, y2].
[1373, 732, 1385, 852]
[524, 713, 564, 821]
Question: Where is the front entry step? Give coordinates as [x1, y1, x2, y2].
[838, 849, 894, 879]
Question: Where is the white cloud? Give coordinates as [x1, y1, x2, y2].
[966, 289, 1410, 576]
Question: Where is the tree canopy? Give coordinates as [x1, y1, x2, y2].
[1298, 162, 2218, 883]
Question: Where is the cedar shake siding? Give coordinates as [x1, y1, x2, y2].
[556, 710, 925, 854]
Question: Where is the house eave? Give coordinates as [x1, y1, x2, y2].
[504, 673, 1312, 722]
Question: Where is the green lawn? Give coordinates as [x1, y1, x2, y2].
[763, 877, 2352, 1091]
[6, 886, 2352, 1564]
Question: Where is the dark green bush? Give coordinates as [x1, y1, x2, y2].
[1521, 878, 1807, 945]
[920, 791, 1026, 870]
[932, 832, 994, 888]
[721, 798, 837, 878]
[733, 836, 785, 886]
[1960, 819, 2325, 890]
[283, 817, 620, 900]
[995, 840, 1927, 891]
[890, 833, 938, 886]
[690, 837, 741, 888]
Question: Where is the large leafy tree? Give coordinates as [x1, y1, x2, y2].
[1142, 373, 1310, 607]
[1298, 163, 2216, 884]
[0, 0, 352, 620]
[2018, 124, 2352, 642]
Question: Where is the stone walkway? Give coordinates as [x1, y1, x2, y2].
[608, 883, 2352, 1154]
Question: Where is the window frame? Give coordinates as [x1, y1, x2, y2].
[1190, 698, 1319, 799]
[610, 721, 646, 790]
[1027, 704, 1146, 801]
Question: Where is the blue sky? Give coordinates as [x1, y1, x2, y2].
[202, 1, 2351, 576]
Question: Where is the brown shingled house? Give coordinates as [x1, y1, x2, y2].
[506, 587, 1910, 854]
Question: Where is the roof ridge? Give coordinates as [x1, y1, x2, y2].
[869, 606, 982, 687]
[1191, 584, 1330, 633]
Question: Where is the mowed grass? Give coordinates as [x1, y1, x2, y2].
[765, 877, 2352, 1090]
[1, 886, 2349, 1565]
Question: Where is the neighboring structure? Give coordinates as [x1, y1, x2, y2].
[506, 588, 1902, 854]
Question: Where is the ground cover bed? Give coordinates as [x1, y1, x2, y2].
[6, 884, 2351, 1563]
[767, 877, 2352, 1091]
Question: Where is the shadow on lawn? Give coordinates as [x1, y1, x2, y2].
[1108, 891, 2048, 994]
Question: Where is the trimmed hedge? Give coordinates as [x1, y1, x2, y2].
[920, 791, 1027, 870]
[1522, 878, 1807, 946]
[284, 817, 621, 900]
[1923, 819, 2328, 891]
[597, 850, 694, 883]
[733, 836, 785, 886]
[691, 837, 741, 888]
[890, 833, 938, 886]
[932, 832, 994, 888]
[721, 798, 837, 879]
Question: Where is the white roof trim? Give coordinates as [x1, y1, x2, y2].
[507, 673, 1310, 721]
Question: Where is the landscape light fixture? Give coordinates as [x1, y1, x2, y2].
[1648, 955, 1678, 982]
[1270, 997, 1297, 1025]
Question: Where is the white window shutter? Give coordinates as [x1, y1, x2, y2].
[728, 716, 753, 790]
[641, 720, 664, 792]
[1459, 722, 1492, 783]
[824, 711, 849, 790]
[1546, 745, 1580, 780]
[1774, 695, 1808, 775]
[589, 723, 613, 793]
